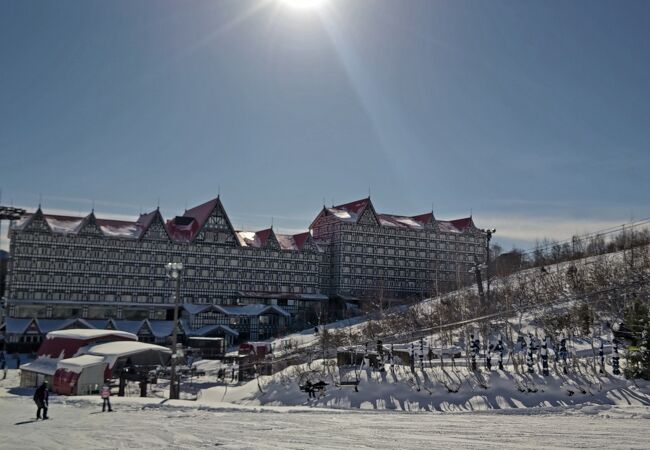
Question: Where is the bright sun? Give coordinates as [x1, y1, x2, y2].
[279, 0, 328, 11]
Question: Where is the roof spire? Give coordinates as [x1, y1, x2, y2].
[91, 199, 95, 214]
[38, 193, 42, 209]
[271, 217, 274, 229]
[368, 185, 371, 199]
[218, 185, 221, 198]
[156, 197, 160, 210]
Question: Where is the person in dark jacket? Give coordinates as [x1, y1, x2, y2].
[33, 381, 49, 420]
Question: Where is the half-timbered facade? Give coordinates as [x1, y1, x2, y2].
[3, 195, 486, 345]
[310, 198, 486, 299]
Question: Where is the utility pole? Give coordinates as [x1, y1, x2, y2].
[166, 262, 184, 400]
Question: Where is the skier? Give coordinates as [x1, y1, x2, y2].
[33, 381, 49, 420]
[305, 380, 315, 399]
[495, 339, 505, 371]
[100, 381, 113, 412]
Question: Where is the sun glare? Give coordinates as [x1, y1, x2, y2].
[279, 0, 328, 11]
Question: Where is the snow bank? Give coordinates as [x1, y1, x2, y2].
[198, 359, 650, 413]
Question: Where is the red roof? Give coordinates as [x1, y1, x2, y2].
[95, 218, 137, 228]
[411, 212, 434, 225]
[183, 197, 220, 229]
[166, 216, 199, 242]
[292, 232, 310, 250]
[255, 228, 273, 246]
[164, 197, 222, 242]
[449, 217, 474, 230]
[136, 210, 158, 230]
[332, 198, 370, 215]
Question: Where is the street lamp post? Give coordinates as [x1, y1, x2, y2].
[166, 262, 184, 400]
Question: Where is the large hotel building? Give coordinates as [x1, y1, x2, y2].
[1, 196, 486, 348]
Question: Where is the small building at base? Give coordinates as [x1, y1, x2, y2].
[53, 355, 107, 396]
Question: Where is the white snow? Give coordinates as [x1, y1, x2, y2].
[437, 221, 462, 233]
[87, 341, 171, 358]
[237, 231, 261, 247]
[1, 365, 649, 449]
[45, 217, 83, 233]
[275, 234, 298, 250]
[57, 355, 106, 373]
[19, 358, 58, 376]
[99, 223, 140, 238]
[327, 207, 358, 222]
[46, 329, 137, 341]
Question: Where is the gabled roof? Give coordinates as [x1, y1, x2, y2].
[77, 211, 103, 234]
[4, 317, 35, 335]
[19, 207, 52, 232]
[183, 197, 221, 230]
[189, 323, 239, 337]
[327, 197, 371, 223]
[181, 303, 290, 318]
[136, 210, 158, 230]
[136, 209, 171, 241]
[38, 318, 94, 334]
[377, 214, 425, 229]
[44, 214, 84, 234]
[437, 217, 475, 233]
[292, 232, 310, 250]
[236, 228, 312, 251]
[110, 320, 145, 335]
[217, 304, 290, 317]
[166, 215, 200, 242]
[449, 217, 475, 230]
[96, 218, 140, 238]
[255, 228, 274, 247]
[333, 198, 371, 215]
[311, 197, 380, 228]
[310, 197, 477, 233]
[147, 320, 178, 338]
[411, 212, 435, 225]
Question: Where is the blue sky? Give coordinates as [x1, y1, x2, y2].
[1, 0, 649, 250]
